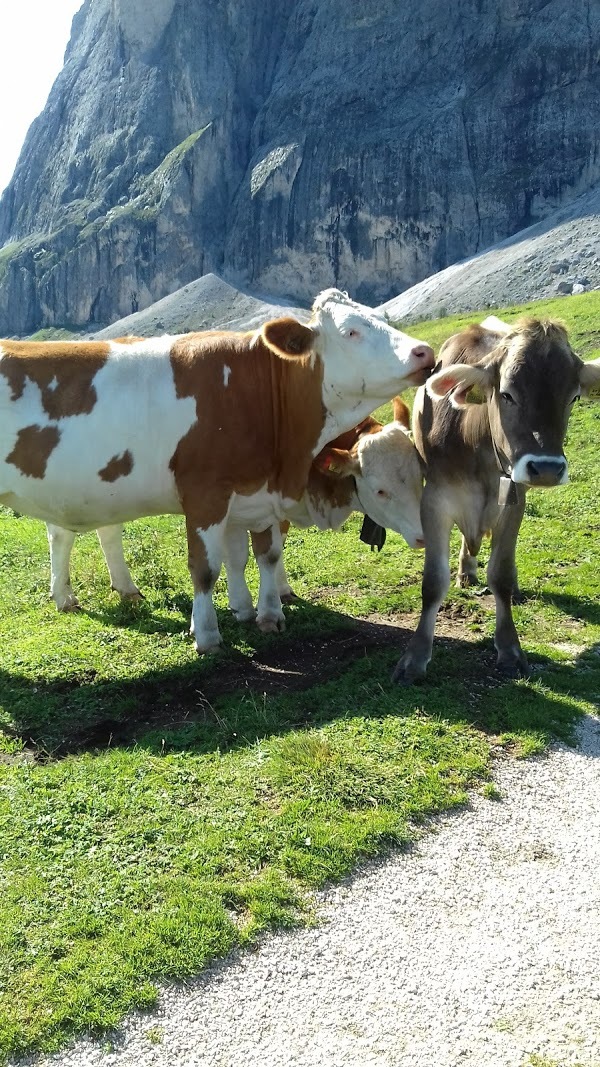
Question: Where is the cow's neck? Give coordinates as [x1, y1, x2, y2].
[269, 350, 326, 501]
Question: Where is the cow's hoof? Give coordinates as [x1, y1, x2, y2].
[496, 650, 529, 678]
[456, 572, 478, 588]
[391, 656, 427, 685]
[256, 614, 286, 634]
[195, 632, 223, 654]
[119, 589, 145, 604]
[231, 606, 257, 623]
[280, 590, 299, 605]
[55, 594, 81, 612]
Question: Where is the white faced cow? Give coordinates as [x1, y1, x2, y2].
[393, 315, 600, 684]
[224, 398, 425, 627]
[0, 289, 434, 651]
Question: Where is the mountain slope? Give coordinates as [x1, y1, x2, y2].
[1, 0, 599, 335]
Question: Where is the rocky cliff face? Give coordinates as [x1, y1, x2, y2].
[1, 0, 599, 335]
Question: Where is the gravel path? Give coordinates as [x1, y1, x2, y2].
[21, 715, 600, 1067]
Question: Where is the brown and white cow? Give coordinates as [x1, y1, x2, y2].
[0, 289, 434, 651]
[223, 398, 425, 626]
[393, 315, 600, 683]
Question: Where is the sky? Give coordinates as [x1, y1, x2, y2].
[0, 0, 84, 195]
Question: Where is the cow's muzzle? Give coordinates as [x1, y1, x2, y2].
[512, 454, 568, 487]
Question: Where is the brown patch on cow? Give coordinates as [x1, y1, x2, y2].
[186, 523, 214, 594]
[327, 416, 382, 452]
[261, 318, 315, 357]
[98, 450, 134, 482]
[0, 340, 110, 419]
[6, 424, 61, 478]
[169, 327, 325, 529]
[392, 396, 411, 429]
[251, 527, 273, 558]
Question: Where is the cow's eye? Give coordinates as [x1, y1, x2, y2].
[376, 488, 389, 498]
[346, 329, 360, 340]
[500, 391, 516, 405]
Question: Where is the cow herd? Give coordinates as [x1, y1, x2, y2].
[1, 288, 600, 683]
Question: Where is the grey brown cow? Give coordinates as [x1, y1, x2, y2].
[393, 316, 600, 683]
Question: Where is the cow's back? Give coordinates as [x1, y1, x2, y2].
[0, 336, 198, 529]
[0, 330, 327, 532]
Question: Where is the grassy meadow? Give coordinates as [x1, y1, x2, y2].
[1, 290, 600, 1060]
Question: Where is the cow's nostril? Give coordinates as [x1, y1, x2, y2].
[526, 459, 539, 478]
[411, 344, 434, 363]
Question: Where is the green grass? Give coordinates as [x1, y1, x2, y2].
[1, 288, 600, 1060]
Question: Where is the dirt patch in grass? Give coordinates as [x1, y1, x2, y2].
[10, 611, 497, 760]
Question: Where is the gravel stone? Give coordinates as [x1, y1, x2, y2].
[17, 715, 600, 1067]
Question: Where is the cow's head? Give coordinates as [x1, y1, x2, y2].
[261, 291, 434, 437]
[310, 289, 434, 398]
[316, 397, 424, 548]
[426, 317, 600, 488]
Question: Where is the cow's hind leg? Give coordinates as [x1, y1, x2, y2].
[487, 499, 528, 677]
[96, 525, 144, 602]
[186, 517, 227, 653]
[456, 535, 480, 588]
[251, 525, 286, 633]
[224, 526, 256, 622]
[276, 522, 298, 604]
[47, 523, 79, 611]
[393, 488, 453, 684]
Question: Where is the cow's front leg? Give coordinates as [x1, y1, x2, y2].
[456, 535, 480, 588]
[47, 523, 79, 611]
[96, 525, 144, 602]
[223, 525, 256, 622]
[393, 488, 453, 684]
[186, 518, 227, 653]
[487, 498, 528, 677]
[251, 525, 286, 634]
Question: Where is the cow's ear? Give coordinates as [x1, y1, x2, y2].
[261, 318, 316, 358]
[426, 363, 491, 408]
[580, 358, 600, 396]
[392, 396, 411, 429]
[314, 446, 360, 477]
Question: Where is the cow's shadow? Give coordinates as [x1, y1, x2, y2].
[2, 588, 599, 761]
[537, 590, 600, 627]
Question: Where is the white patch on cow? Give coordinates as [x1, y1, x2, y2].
[511, 454, 569, 486]
[0, 335, 197, 529]
[223, 364, 232, 387]
[480, 315, 511, 335]
[309, 289, 434, 451]
[228, 484, 293, 529]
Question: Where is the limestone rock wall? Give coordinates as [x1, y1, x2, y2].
[1, 0, 599, 333]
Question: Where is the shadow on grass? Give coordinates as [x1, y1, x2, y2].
[2, 587, 599, 760]
[537, 590, 600, 626]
